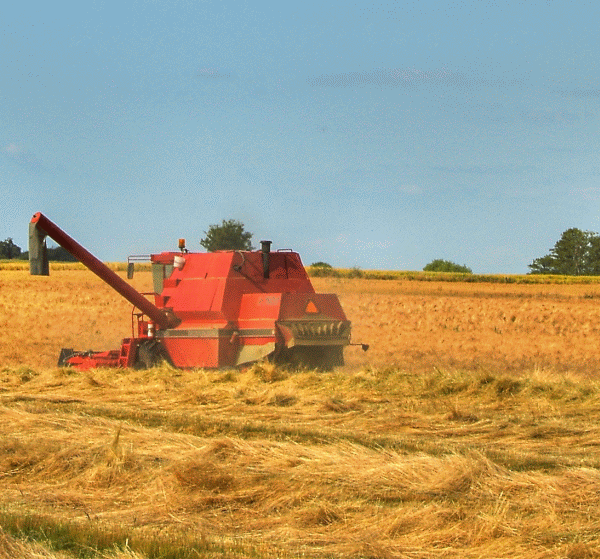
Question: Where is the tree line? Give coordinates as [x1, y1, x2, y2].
[5, 223, 600, 276]
[0, 238, 76, 262]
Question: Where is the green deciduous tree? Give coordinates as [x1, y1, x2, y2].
[529, 228, 600, 275]
[423, 259, 472, 273]
[587, 235, 600, 276]
[200, 219, 254, 252]
[0, 238, 22, 259]
[527, 254, 556, 275]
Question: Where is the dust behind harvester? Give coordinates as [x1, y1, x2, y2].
[29, 212, 351, 370]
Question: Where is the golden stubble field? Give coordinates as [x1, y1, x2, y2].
[3, 267, 600, 558]
[340, 277, 600, 375]
[5, 268, 600, 374]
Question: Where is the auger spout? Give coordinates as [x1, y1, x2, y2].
[29, 212, 180, 330]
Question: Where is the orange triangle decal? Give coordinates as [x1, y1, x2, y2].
[305, 300, 319, 314]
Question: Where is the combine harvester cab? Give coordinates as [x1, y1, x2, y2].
[29, 212, 352, 370]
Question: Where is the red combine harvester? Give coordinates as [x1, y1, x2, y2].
[29, 212, 356, 370]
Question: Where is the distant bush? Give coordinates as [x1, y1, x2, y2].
[310, 261, 332, 269]
[308, 266, 339, 278]
[307, 262, 339, 277]
[423, 259, 472, 274]
[347, 266, 364, 279]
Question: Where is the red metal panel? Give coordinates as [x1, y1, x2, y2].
[238, 293, 282, 321]
[278, 292, 348, 321]
[162, 337, 221, 368]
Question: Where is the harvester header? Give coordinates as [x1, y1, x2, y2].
[29, 212, 354, 370]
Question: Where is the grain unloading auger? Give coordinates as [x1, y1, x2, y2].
[29, 212, 355, 370]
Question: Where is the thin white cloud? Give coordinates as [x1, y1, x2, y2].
[1, 143, 46, 174]
[196, 67, 235, 79]
[399, 184, 422, 195]
[520, 110, 580, 125]
[306, 66, 524, 91]
[3, 143, 22, 155]
[560, 89, 600, 98]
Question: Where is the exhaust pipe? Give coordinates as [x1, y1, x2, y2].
[260, 240, 272, 279]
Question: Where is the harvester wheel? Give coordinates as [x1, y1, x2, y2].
[136, 340, 170, 369]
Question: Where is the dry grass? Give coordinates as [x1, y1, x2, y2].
[0, 269, 151, 369]
[2, 365, 600, 557]
[3, 269, 600, 557]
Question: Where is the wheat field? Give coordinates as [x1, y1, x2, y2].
[2, 268, 600, 558]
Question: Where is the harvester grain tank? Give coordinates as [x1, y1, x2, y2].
[29, 212, 352, 370]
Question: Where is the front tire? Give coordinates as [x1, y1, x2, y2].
[136, 340, 170, 369]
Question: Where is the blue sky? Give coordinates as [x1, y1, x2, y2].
[2, 0, 599, 273]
